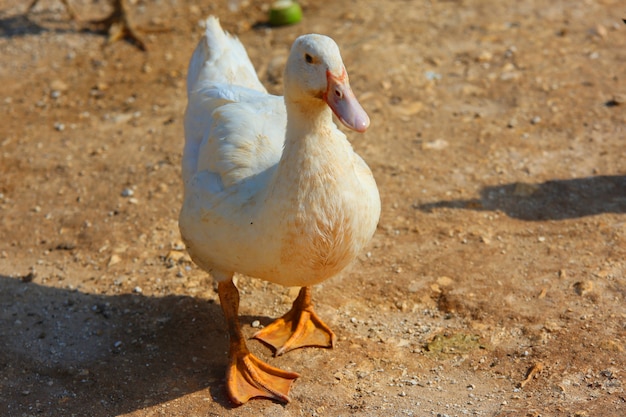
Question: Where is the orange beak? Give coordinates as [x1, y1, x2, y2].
[323, 68, 370, 132]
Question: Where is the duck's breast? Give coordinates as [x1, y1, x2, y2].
[255, 143, 380, 286]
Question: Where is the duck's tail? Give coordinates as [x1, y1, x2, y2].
[183, 16, 267, 186]
[186, 16, 266, 97]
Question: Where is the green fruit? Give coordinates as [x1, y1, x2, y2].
[269, 0, 303, 26]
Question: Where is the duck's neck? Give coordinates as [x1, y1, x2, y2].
[270, 97, 350, 199]
[284, 97, 334, 142]
[279, 97, 341, 166]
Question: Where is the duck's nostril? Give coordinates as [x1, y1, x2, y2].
[334, 89, 343, 99]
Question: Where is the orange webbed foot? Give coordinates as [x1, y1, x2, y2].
[253, 287, 336, 356]
[218, 279, 299, 405]
[227, 350, 299, 405]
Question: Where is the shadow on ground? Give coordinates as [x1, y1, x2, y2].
[0, 11, 110, 40]
[0, 8, 84, 38]
[416, 175, 626, 221]
[0, 276, 263, 415]
[0, 14, 52, 37]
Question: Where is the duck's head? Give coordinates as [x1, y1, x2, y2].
[284, 34, 370, 132]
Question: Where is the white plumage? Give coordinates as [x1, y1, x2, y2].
[180, 17, 380, 287]
[178, 16, 380, 405]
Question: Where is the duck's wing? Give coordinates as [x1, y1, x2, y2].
[183, 16, 285, 189]
[193, 89, 286, 190]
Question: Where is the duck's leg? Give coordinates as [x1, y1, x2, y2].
[253, 286, 336, 356]
[89, 0, 147, 51]
[217, 279, 299, 405]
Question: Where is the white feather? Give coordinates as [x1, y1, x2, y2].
[180, 17, 380, 287]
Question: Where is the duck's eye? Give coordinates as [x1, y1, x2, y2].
[305, 53, 313, 64]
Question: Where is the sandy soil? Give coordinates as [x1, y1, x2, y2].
[1, 0, 625, 416]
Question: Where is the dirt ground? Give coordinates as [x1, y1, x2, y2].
[1, 0, 625, 416]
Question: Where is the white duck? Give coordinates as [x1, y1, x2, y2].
[180, 17, 380, 405]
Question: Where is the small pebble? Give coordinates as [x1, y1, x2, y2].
[425, 71, 442, 81]
[500, 71, 520, 81]
[133, 286, 143, 294]
[50, 79, 68, 91]
[530, 116, 541, 124]
[477, 50, 493, 62]
[108, 254, 121, 266]
[573, 281, 593, 296]
[251, 320, 261, 328]
[121, 188, 134, 197]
